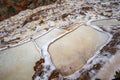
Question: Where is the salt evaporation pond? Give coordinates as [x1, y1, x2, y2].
[92, 19, 120, 26]
[0, 42, 40, 80]
[48, 25, 109, 76]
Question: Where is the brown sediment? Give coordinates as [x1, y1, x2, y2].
[100, 31, 120, 55]
[34, 58, 45, 71]
[76, 63, 102, 80]
[61, 13, 72, 21]
[32, 58, 45, 80]
[21, 5, 60, 26]
[44, 28, 49, 31]
[81, 6, 93, 12]
[62, 25, 76, 31]
[93, 63, 101, 70]
[79, 11, 85, 15]
[117, 17, 120, 21]
[76, 71, 90, 80]
[39, 19, 44, 24]
[111, 2, 119, 5]
[7, 37, 21, 44]
[114, 70, 120, 79]
[48, 70, 60, 80]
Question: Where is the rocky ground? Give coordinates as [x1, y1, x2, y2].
[0, 0, 120, 80]
[0, 0, 57, 21]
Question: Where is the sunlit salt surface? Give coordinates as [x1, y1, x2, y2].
[92, 19, 120, 26]
[48, 25, 109, 76]
[35, 28, 66, 48]
[0, 42, 40, 80]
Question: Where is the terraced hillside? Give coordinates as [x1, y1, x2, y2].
[0, 0, 120, 80]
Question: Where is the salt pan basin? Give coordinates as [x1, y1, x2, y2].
[35, 28, 66, 48]
[48, 25, 109, 76]
[0, 42, 40, 80]
[92, 19, 120, 26]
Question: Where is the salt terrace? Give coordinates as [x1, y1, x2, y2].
[0, 0, 120, 80]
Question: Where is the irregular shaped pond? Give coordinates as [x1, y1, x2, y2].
[0, 42, 40, 80]
[48, 25, 109, 76]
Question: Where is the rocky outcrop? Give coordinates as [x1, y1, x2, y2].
[0, 0, 57, 21]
